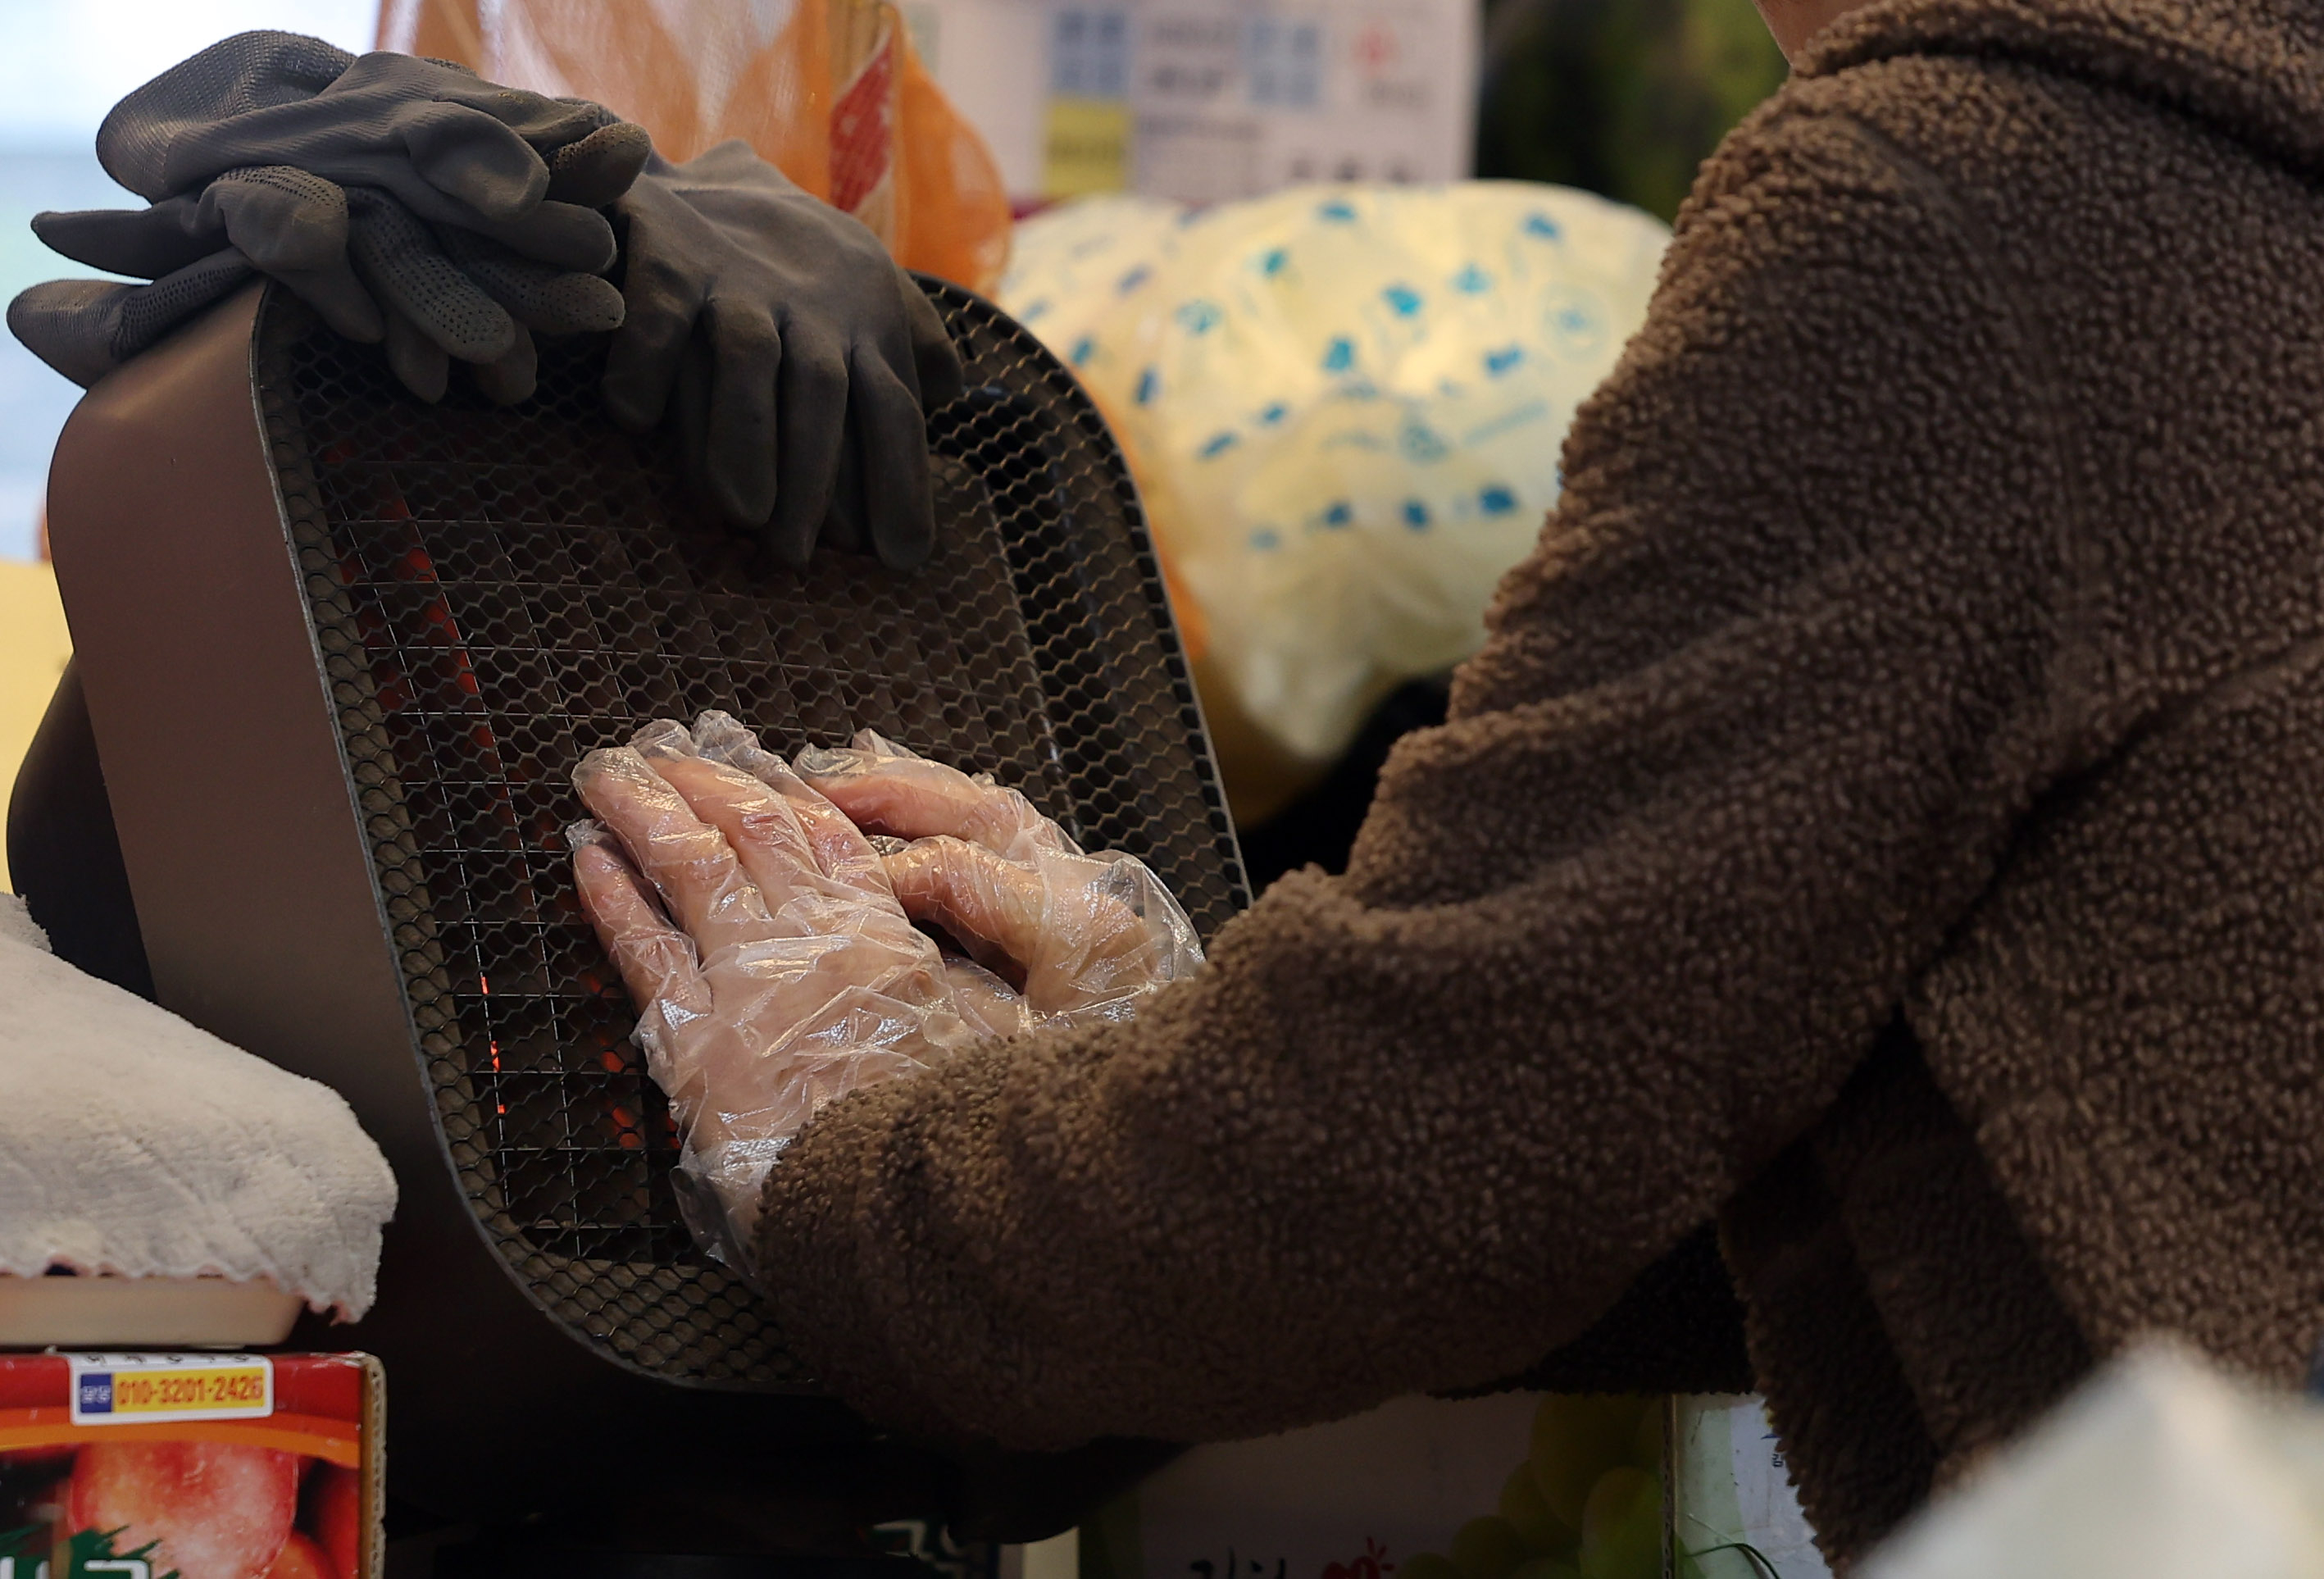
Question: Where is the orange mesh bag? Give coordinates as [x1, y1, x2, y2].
[378, 0, 1011, 291]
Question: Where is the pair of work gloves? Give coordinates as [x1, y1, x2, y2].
[7, 31, 962, 569]
[569, 712, 1203, 1280]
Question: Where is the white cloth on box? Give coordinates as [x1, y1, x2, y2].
[0, 894, 48, 953]
[0, 893, 396, 1317]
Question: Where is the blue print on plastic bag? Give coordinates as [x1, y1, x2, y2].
[996, 184, 1671, 768]
[1400, 422, 1450, 463]
[1176, 300, 1224, 334]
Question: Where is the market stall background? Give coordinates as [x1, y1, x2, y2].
[0, 2, 379, 891]
[0, 0, 1781, 567]
[0, 1, 1809, 1572]
[0, 1, 377, 562]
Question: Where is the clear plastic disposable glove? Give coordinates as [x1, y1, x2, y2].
[567, 712, 981, 1277]
[8, 31, 643, 400]
[569, 712, 1203, 1276]
[604, 143, 967, 567]
[795, 730, 1205, 1024]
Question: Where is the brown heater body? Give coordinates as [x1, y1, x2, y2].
[43, 281, 1244, 1550]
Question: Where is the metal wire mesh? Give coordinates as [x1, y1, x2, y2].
[251, 281, 1248, 1387]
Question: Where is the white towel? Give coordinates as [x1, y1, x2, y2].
[0, 892, 48, 953]
[0, 894, 396, 1318]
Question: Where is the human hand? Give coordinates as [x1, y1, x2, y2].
[603, 143, 967, 567]
[568, 712, 976, 1275]
[796, 732, 1204, 1023]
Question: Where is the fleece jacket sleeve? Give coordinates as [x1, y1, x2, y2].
[754, 102, 2090, 1451]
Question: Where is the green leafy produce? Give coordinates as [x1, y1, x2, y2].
[1579, 1467, 1662, 1579]
[1499, 1463, 1579, 1557]
[1677, 1544, 1784, 1579]
[1508, 1560, 1585, 1579]
[1529, 1395, 1652, 1528]
[1415, 1399, 1667, 1579]
[1474, 0, 1790, 221]
[1452, 1514, 1532, 1579]
[1631, 1399, 1667, 1471]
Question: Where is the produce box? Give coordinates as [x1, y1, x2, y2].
[1085, 1392, 1668, 1579]
[1672, 1397, 1829, 1578]
[0, 1353, 383, 1579]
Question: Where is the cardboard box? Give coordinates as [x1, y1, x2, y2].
[1673, 1396, 1830, 1579]
[1083, 1392, 1668, 1579]
[0, 1353, 383, 1579]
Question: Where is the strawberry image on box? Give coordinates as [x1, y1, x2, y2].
[0, 1354, 382, 1579]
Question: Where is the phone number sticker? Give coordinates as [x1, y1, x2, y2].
[68, 1354, 275, 1424]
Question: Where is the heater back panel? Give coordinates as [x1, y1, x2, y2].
[251, 284, 1246, 1389]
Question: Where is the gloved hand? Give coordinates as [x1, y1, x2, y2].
[569, 712, 1202, 1276]
[568, 712, 981, 1276]
[8, 31, 644, 401]
[604, 143, 966, 570]
[795, 731, 1204, 1022]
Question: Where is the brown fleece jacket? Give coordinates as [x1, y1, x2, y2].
[760, 0, 2324, 1562]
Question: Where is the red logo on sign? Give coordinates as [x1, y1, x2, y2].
[1322, 1536, 1394, 1579]
[830, 32, 897, 215]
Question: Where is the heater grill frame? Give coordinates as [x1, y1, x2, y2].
[248, 281, 1248, 1389]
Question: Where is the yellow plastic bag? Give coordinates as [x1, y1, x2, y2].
[1003, 184, 1669, 817]
[378, 0, 1012, 292]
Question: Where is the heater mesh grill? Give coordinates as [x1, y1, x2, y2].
[250, 283, 1246, 1387]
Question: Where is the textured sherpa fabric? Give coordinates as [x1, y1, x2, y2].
[760, 0, 2324, 1563]
[0, 916, 397, 1317]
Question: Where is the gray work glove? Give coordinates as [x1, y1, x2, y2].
[607, 143, 966, 571]
[97, 30, 640, 261]
[7, 31, 644, 401]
